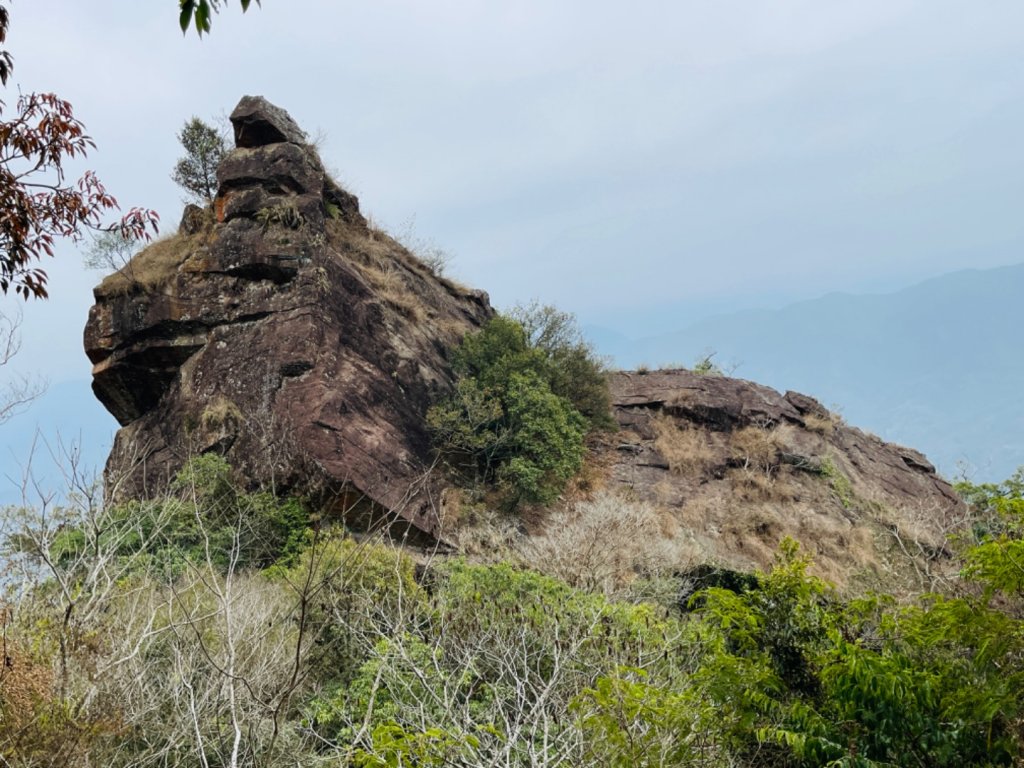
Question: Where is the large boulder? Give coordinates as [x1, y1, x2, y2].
[229, 95, 307, 147]
[85, 96, 492, 540]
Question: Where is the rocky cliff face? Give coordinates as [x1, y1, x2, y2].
[595, 370, 965, 588]
[85, 96, 492, 538]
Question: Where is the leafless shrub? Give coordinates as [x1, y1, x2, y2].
[519, 492, 695, 595]
[396, 215, 453, 276]
[0, 309, 45, 426]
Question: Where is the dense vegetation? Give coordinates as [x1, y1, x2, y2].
[428, 304, 611, 507]
[2, 455, 1024, 766]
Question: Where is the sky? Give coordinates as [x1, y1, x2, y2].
[2, 0, 1024, 494]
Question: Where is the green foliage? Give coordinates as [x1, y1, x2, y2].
[279, 535, 426, 683]
[307, 559, 691, 764]
[351, 723, 480, 768]
[429, 307, 608, 506]
[45, 455, 311, 577]
[178, 0, 260, 36]
[573, 668, 718, 767]
[163, 454, 310, 570]
[255, 201, 304, 231]
[693, 538, 1024, 767]
[171, 116, 229, 203]
[509, 301, 614, 429]
[310, 632, 493, 748]
[957, 468, 1024, 598]
[819, 456, 855, 509]
[10, 467, 1024, 767]
[496, 371, 586, 504]
[433, 560, 687, 684]
[691, 351, 725, 377]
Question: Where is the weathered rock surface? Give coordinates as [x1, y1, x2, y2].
[597, 369, 965, 589]
[85, 96, 492, 539]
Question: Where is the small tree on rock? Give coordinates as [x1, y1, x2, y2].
[171, 117, 229, 205]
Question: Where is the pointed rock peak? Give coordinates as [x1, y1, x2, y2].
[229, 95, 307, 148]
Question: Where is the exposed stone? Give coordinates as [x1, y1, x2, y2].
[229, 95, 307, 148]
[217, 143, 323, 196]
[598, 369, 965, 590]
[178, 203, 208, 235]
[85, 97, 493, 541]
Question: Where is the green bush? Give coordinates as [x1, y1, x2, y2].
[430, 307, 608, 506]
[509, 302, 614, 429]
[692, 538, 1024, 767]
[46, 455, 312, 579]
[957, 467, 1024, 598]
[277, 535, 426, 684]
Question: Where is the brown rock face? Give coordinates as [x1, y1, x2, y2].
[85, 96, 492, 539]
[600, 369, 965, 589]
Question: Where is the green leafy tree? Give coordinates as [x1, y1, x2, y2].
[573, 668, 718, 767]
[693, 538, 1024, 767]
[498, 371, 586, 505]
[957, 467, 1024, 599]
[429, 311, 601, 506]
[171, 117, 229, 204]
[510, 301, 614, 429]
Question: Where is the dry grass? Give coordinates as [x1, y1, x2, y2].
[450, 504, 520, 558]
[728, 467, 798, 503]
[651, 413, 714, 476]
[804, 412, 835, 435]
[518, 492, 698, 595]
[0, 642, 52, 732]
[327, 218, 431, 322]
[95, 231, 203, 297]
[729, 423, 783, 476]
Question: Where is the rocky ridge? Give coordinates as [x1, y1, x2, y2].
[594, 369, 964, 588]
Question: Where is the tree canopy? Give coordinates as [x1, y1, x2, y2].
[428, 306, 610, 506]
[171, 117, 229, 204]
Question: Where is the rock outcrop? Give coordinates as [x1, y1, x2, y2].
[84, 96, 967, 583]
[85, 96, 492, 539]
[596, 369, 965, 588]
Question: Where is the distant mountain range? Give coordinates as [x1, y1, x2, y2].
[593, 263, 1024, 482]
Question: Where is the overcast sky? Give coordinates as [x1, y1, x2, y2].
[2, 1, 1024, 487]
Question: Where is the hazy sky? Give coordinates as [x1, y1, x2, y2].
[1, 1, 1024, 488]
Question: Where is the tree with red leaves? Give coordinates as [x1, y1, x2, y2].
[0, 5, 159, 300]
